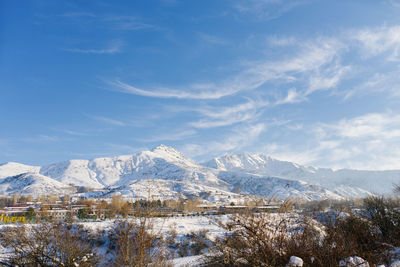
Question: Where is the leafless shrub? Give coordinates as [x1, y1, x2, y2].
[363, 196, 400, 245]
[109, 219, 172, 267]
[204, 212, 323, 266]
[170, 230, 211, 258]
[302, 199, 330, 213]
[278, 198, 295, 213]
[204, 209, 393, 267]
[0, 223, 100, 266]
[315, 214, 391, 266]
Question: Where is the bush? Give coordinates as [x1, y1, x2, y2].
[204, 212, 323, 266]
[363, 196, 400, 245]
[204, 211, 392, 267]
[0, 223, 100, 266]
[316, 214, 390, 266]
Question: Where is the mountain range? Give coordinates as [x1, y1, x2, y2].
[0, 145, 398, 202]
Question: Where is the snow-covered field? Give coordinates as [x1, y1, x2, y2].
[1, 213, 400, 266]
[79, 214, 228, 242]
[0, 215, 227, 266]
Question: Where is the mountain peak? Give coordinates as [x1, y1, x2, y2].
[151, 144, 184, 156]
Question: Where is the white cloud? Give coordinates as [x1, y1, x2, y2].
[104, 15, 155, 31]
[22, 135, 60, 143]
[234, 0, 306, 21]
[305, 112, 400, 169]
[189, 99, 268, 128]
[256, 112, 400, 170]
[182, 123, 266, 158]
[109, 80, 242, 99]
[275, 88, 306, 105]
[306, 64, 351, 95]
[61, 130, 90, 136]
[352, 25, 400, 61]
[343, 71, 400, 100]
[64, 40, 123, 54]
[267, 35, 296, 46]
[137, 130, 197, 142]
[110, 37, 344, 100]
[260, 143, 321, 166]
[87, 114, 126, 126]
[318, 112, 400, 139]
[198, 33, 228, 45]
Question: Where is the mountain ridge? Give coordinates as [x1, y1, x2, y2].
[0, 145, 394, 200]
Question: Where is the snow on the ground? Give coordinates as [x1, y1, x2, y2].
[172, 255, 205, 267]
[1, 214, 399, 266]
[287, 256, 304, 267]
[79, 214, 228, 241]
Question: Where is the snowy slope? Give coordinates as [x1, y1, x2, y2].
[204, 153, 396, 196]
[100, 179, 238, 202]
[217, 171, 344, 201]
[0, 162, 40, 179]
[40, 145, 225, 189]
[1, 145, 391, 200]
[40, 160, 105, 188]
[0, 172, 75, 196]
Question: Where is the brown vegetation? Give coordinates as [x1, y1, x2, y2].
[205, 203, 397, 267]
[0, 223, 100, 266]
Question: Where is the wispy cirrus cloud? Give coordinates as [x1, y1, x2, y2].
[104, 15, 155, 30]
[109, 37, 345, 101]
[137, 129, 197, 142]
[267, 35, 296, 46]
[86, 114, 127, 126]
[182, 122, 266, 158]
[109, 80, 242, 99]
[21, 135, 60, 143]
[64, 40, 123, 54]
[197, 32, 228, 45]
[274, 88, 306, 105]
[234, 0, 307, 21]
[61, 130, 89, 136]
[352, 25, 400, 61]
[57, 11, 155, 31]
[343, 70, 400, 100]
[188, 99, 268, 128]
[50, 128, 91, 136]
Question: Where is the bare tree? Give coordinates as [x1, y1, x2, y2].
[110, 198, 172, 267]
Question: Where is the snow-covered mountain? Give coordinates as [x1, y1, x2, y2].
[0, 162, 40, 179]
[40, 145, 224, 189]
[0, 172, 75, 196]
[203, 153, 397, 196]
[2, 145, 396, 200]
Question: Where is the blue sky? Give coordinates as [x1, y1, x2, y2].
[2, 0, 400, 169]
